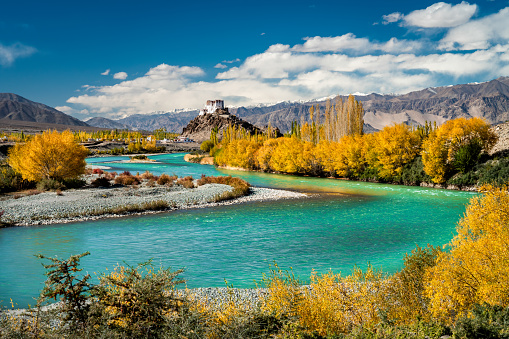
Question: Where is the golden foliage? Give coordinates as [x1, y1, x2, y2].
[261, 265, 388, 336]
[8, 130, 88, 181]
[422, 117, 497, 183]
[374, 124, 421, 179]
[425, 184, 509, 322]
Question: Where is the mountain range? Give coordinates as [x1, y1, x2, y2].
[84, 76, 509, 133]
[1, 76, 509, 134]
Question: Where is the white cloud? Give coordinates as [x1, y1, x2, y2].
[440, 7, 509, 50]
[101, 69, 110, 75]
[62, 4, 509, 119]
[113, 71, 128, 80]
[403, 1, 477, 28]
[0, 42, 36, 66]
[382, 12, 403, 25]
[289, 34, 422, 54]
[292, 34, 372, 53]
[222, 58, 241, 63]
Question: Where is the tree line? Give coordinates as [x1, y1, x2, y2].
[211, 97, 499, 186]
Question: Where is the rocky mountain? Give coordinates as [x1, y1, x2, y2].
[82, 76, 509, 133]
[181, 112, 274, 143]
[116, 111, 198, 132]
[85, 117, 130, 130]
[0, 93, 89, 126]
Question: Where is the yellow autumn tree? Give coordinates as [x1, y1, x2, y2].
[334, 134, 366, 178]
[8, 130, 88, 182]
[421, 117, 498, 183]
[374, 124, 421, 179]
[269, 137, 305, 174]
[425, 184, 509, 322]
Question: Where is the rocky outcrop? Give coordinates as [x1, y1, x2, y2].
[490, 121, 509, 156]
[181, 113, 280, 143]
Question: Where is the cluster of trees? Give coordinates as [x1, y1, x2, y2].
[73, 128, 178, 143]
[214, 106, 498, 185]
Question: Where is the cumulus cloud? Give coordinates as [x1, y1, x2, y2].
[382, 12, 403, 25]
[113, 71, 128, 80]
[62, 4, 509, 119]
[0, 42, 36, 66]
[439, 7, 509, 50]
[289, 34, 422, 54]
[101, 69, 110, 75]
[403, 1, 477, 28]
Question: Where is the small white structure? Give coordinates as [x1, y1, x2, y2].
[199, 99, 225, 115]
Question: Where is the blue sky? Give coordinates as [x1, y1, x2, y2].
[1, 0, 508, 120]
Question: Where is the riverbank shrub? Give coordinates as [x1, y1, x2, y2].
[156, 173, 175, 186]
[8, 130, 88, 182]
[425, 184, 509, 322]
[0, 162, 32, 193]
[177, 176, 195, 188]
[36, 178, 64, 191]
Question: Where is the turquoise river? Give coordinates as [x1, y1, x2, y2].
[0, 153, 476, 308]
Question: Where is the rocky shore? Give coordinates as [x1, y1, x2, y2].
[0, 184, 306, 227]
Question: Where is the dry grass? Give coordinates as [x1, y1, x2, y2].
[114, 174, 140, 186]
[157, 174, 177, 186]
[176, 176, 195, 189]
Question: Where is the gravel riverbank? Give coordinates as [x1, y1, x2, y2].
[0, 184, 306, 227]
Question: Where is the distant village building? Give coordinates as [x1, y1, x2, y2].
[199, 99, 227, 115]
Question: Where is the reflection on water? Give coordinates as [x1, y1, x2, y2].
[0, 153, 474, 307]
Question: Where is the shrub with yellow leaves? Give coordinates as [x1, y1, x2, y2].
[91, 260, 184, 337]
[425, 184, 509, 323]
[8, 130, 88, 182]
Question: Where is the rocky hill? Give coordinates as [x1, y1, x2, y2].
[181, 113, 275, 143]
[0, 93, 88, 126]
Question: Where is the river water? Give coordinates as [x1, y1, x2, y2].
[0, 153, 474, 308]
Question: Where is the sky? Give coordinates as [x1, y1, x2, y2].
[1, 0, 508, 121]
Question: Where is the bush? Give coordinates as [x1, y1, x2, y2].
[36, 252, 92, 330]
[115, 175, 139, 186]
[90, 260, 185, 337]
[0, 163, 32, 193]
[37, 178, 64, 191]
[200, 140, 215, 153]
[8, 130, 88, 181]
[157, 173, 176, 186]
[453, 138, 483, 174]
[63, 178, 86, 189]
[141, 170, 155, 180]
[454, 303, 509, 339]
[177, 176, 195, 189]
[92, 168, 104, 175]
[478, 157, 509, 186]
[398, 156, 431, 186]
[130, 154, 149, 161]
[91, 177, 111, 188]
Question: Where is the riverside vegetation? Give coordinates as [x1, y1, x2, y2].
[208, 96, 507, 188]
[1, 184, 509, 338]
[0, 130, 252, 226]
